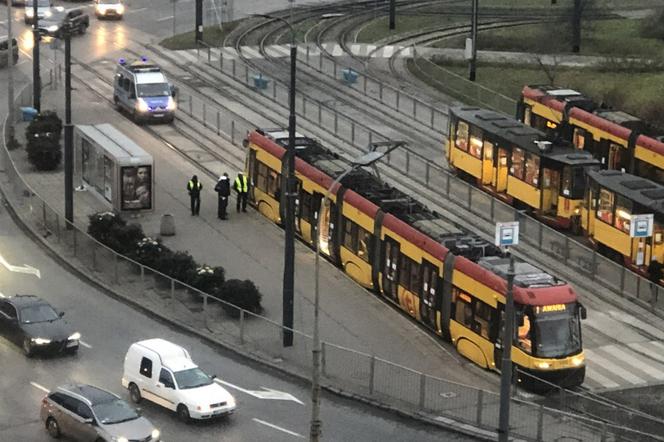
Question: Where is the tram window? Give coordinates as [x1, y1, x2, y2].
[517, 313, 532, 354]
[357, 227, 371, 263]
[573, 128, 586, 150]
[614, 195, 632, 233]
[655, 228, 663, 245]
[300, 191, 312, 221]
[524, 154, 540, 187]
[256, 162, 268, 192]
[267, 169, 280, 197]
[523, 106, 532, 126]
[469, 127, 483, 158]
[342, 218, 355, 250]
[399, 253, 410, 289]
[410, 261, 421, 294]
[474, 301, 492, 339]
[597, 188, 614, 224]
[453, 290, 480, 335]
[510, 148, 525, 180]
[455, 121, 469, 152]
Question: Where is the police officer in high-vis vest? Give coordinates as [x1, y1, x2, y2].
[187, 175, 203, 215]
[233, 171, 249, 213]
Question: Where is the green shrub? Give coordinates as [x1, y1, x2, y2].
[191, 265, 225, 296]
[25, 111, 63, 171]
[109, 223, 144, 257]
[220, 279, 263, 318]
[156, 250, 196, 284]
[88, 212, 126, 245]
[135, 237, 170, 269]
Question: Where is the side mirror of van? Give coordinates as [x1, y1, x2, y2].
[578, 303, 587, 320]
[210, 374, 217, 380]
[170, 85, 178, 98]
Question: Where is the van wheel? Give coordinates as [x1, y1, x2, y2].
[129, 383, 141, 404]
[177, 404, 190, 423]
[46, 417, 61, 438]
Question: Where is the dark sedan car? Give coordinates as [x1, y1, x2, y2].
[38, 7, 90, 39]
[0, 295, 80, 357]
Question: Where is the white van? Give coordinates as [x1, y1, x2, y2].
[25, 0, 54, 25]
[122, 339, 236, 421]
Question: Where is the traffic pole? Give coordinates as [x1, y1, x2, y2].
[468, 0, 478, 81]
[498, 253, 516, 441]
[32, 0, 41, 112]
[7, 0, 16, 145]
[195, 0, 203, 43]
[64, 24, 74, 229]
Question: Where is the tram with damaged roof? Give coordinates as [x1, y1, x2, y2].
[243, 128, 587, 389]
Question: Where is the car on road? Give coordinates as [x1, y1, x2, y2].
[41, 384, 161, 441]
[122, 339, 236, 421]
[95, 0, 125, 20]
[0, 36, 19, 68]
[24, 0, 54, 25]
[38, 7, 90, 38]
[0, 295, 80, 357]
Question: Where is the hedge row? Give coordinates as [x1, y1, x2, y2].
[88, 211, 262, 317]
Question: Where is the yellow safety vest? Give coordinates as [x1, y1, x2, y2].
[235, 175, 248, 193]
[188, 180, 202, 191]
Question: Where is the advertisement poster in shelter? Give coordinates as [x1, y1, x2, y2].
[121, 165, 152, 210]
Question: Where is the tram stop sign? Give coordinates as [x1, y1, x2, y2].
[495, 222, 519, 247]
[630, 214, 654, 238]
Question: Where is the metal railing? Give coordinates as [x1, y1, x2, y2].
[3, 82, 663, 442]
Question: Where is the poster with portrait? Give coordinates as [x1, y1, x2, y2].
[121, 165, 152, 210]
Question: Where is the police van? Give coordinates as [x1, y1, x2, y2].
[113, 57, 177, 124]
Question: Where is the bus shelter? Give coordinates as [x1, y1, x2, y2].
[74, 124, 154, 213]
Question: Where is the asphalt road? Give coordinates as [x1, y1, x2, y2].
[0, 207, 474, 441]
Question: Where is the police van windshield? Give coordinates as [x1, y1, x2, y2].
[137, 83, 170, 98]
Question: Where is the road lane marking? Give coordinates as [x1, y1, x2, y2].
[156, 16, 174, 22]
[126, 7, 147, 14]
[80, 340, 92, 349]
[30, 382, 50, 393]
[214, 379, 303, 404]
[252, 418, 304, 438]
[585, 366, 620, 389]
[0, 253, 41, 278]
[603, 344, 664, 380]
[630, 342, 664, 364]
[585, 349, 645, 385]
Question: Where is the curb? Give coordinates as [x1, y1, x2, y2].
[1, 93, 496, 441]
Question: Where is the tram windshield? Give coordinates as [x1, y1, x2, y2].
[517, 303, 582, 358]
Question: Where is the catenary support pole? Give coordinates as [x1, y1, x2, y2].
[283, 39, 297, 348]
[195, 0, 203, 43]
[32, 0, 41, 111]
[498, 253, 516, 441]
[7, 0, 16, 144]
[468, 0, 478, 81]
[572, 0, 581, 53]
[64, 25, 74, 229]
[389, 0, 396, 30]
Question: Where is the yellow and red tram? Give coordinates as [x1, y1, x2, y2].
[446, 107, 600, 232]
[583, 169, 664, 275]
[518, 85, 664, 185]
[245, 128, 586, 389]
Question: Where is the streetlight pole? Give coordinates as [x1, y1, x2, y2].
[254, 14, 297, 347]
[311, 142, 403, 442]
[498, 253, 516, 442]
[32, 0, 41, 112]
[7, 0, 16, 146]
[63, 23, 74, 229]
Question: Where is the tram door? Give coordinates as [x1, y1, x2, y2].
[632, 237, 652, 267]
[420, 260, 438, 330]
[493, 147, 509, 192]
[247, 149, 257, 203]
[382, 237, 400, 301]
[315, 193, 333, 258]
[541, 168, 559, 215]
[609, 142, 626, 171]
[482, 140, 494, 186]
[493, 304, 506, 371]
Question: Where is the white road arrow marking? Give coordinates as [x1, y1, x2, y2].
[253, 418, 305, 438]
[0, 253, 41, 278]
[214, 379, 304, 405]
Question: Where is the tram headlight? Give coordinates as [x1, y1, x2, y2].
[536, 362, 551, 370]
[572, 356, 584, 366]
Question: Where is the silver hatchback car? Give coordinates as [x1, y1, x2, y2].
[40, 384, 160, 441]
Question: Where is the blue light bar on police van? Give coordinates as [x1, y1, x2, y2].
[118, 58, 126, 66]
